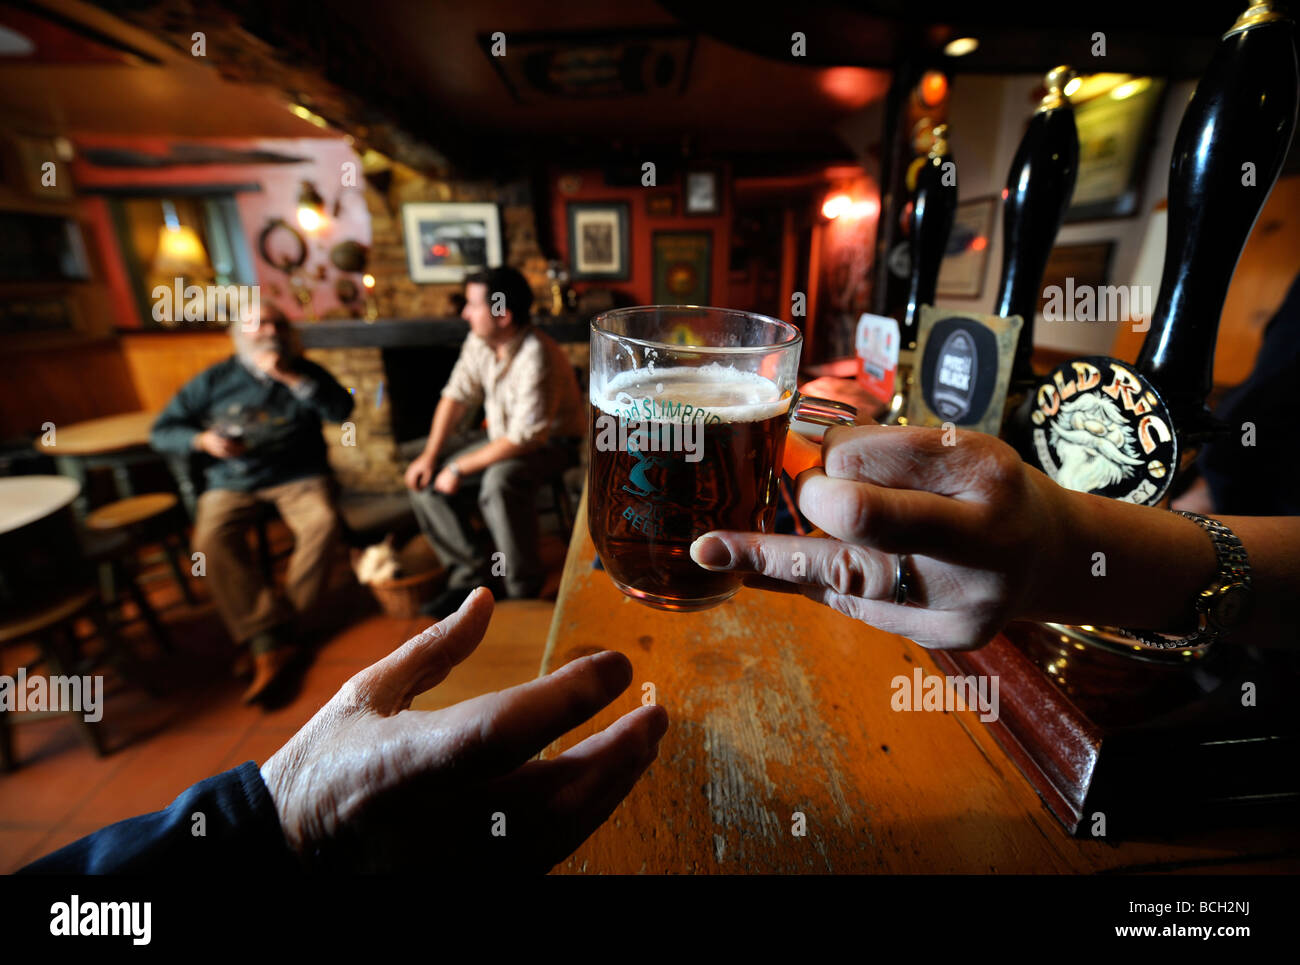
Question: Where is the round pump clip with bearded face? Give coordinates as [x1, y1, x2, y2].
[1025, 356, 1178, 506]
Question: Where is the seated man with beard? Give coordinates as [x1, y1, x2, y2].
[151, 305, 354, 703]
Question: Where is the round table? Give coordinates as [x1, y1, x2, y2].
[34, 411, 184, 517]
[0, 475, 80, 535]
[0, 475, 85, 607]
[43, 412, 157, 457]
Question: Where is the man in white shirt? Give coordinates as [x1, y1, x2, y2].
[404, 267, 584, 616]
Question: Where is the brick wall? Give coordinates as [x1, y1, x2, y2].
[305, 346, 403, 494]
[364, 163, 550, 320]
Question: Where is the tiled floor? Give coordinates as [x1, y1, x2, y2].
[0, 524, 564, 872]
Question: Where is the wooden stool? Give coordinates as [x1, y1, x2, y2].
[85, 493, 195, 606]
[81, 528, 174, 654]
[0, 587, 150, 770]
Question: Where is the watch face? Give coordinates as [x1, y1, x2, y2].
[1211, 585, 1251, 630]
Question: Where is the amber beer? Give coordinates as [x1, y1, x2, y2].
[589, 366, 791, 611]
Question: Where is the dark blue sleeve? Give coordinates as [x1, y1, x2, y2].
[151, 365, 216, 455]
[292, 358, 356, 423]
[18, 762, 301, 874]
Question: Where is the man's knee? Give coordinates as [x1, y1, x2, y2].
[192, 494, 251, 556]
[479, 459, 532, 505]
[286, 489, 342, 548]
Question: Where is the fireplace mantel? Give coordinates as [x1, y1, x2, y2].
[293, 316, 591, 349]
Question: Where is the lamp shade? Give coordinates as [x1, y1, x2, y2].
[152, 224, 209, 277]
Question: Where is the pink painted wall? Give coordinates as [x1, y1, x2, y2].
[70, 135, 370, 327]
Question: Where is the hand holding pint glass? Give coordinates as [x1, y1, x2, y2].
[588, 306, 855, 611]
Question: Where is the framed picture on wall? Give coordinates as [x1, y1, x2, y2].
[402, 202, 502, 283]
[645, 193, 677, 217]
[936, 196, 997, 299]
[1036, 242, 1116, 318]
[567, 202, 630, 280]
[653, 230, 712, 305]
[684, 168, 721, 215]
[1066, 77, 1165, 222]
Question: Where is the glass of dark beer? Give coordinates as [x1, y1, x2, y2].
[589, 306, 856, 611]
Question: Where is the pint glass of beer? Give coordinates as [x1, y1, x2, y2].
[589, 306, 856, 611]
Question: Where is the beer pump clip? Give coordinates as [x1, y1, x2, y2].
[909, 66, 1080, 438]
[902, 66, 1084, 438]
[876, 124, 957, 422]
[1016, 3, 1297, 510]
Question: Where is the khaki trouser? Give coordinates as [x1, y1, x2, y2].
[192, 475, 341, 649]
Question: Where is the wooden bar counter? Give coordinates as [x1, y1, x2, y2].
[540, 489, 1300, 874]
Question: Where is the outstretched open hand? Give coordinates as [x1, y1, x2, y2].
[261, 587, 668, 871]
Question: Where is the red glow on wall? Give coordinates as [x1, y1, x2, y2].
[819, 67, 880, 108]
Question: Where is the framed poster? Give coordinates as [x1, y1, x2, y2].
[1066, 77, 1165, 222]
[653, 230, 712, 304]
[936, 196, 997, 298]
[567, 202, 630, 280]
[402, 202, 502, 283]
[1037, 242, 1115, 318]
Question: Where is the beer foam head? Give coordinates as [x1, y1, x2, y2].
[592, 364, 790, 422]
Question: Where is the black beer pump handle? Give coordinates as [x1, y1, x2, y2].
[903, 124, 958, 352]
[1136, 1, 1299, 435]
[997, 66, 1080, 388]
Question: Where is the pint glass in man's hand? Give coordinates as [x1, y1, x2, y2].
[588, 306, 855, 611]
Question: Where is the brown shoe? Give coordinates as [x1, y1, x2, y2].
[241, 647, 297, 704]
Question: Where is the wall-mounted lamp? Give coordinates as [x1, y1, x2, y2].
[822, 193, 878, 221]
[822, 193, 851, 219]
[918, 71, 949, 107]
[152, 200, 209, 278]
[296, 180, 326, 233]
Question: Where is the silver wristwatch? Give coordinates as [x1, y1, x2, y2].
[1118, 511, 1253, 650]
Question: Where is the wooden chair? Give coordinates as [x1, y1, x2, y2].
[0, 586, 152, 770]
[80, 527, 174, 654]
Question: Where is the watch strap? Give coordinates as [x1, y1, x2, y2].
[1116, 511, 1251, 651]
